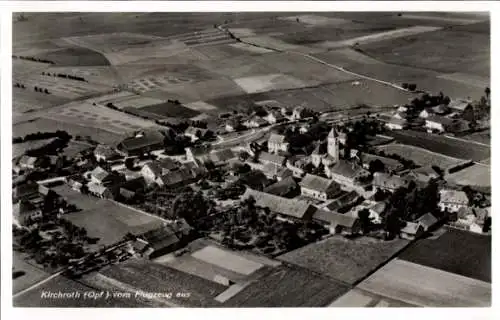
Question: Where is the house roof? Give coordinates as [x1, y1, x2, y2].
[432, 104, 450, 114]
[326, 191, 360, 211]
[373, 172, 410, 190]
[208, 149, 236, 164]
[416, 213, 438, 230]
[300, 174, 338, 193]
[242, 188, 315, 219]
[263, 176, 298, 197]
[118, 130, 164, 152]
[426, 115, 455, 126]
[387, 117, 408, 126]
[87, 182, 109, 195]
[360, 153, 404, 171]
[157, 168, 194, 186]
[262, 162, 280, 177]
[449, 99, 472, 111]
[90, 166, 110, 182]
[440, 189, 469, 205]
[313, 208, 358, 228]
[328, 160, 369, 180]
[259, 151, 286, 165]
[120, 187, 136, 199]
[370, 202, 387, 215]
[268, 133, 287, 145]
[19, 155, 38, 167]
[94, 144, 119, 158]
[185, 126, 208, 136]
[186, 145, 212, 156]
[401, 221, 422, 235]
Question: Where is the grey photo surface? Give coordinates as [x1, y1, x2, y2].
[12, 12, 490, 308]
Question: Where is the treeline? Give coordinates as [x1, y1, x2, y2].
[42, 71, 87, 82]
[34, 86, 50, 94]
[13, 130, 72, 144]
[13, 55, 55, 65]
[13, 83, 26, 89]
[162, 120, 208, 133]
[401, 83, 418, 91]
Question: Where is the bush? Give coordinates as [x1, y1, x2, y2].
[408, 83, 417, 91]
[402, 83, 409, 89]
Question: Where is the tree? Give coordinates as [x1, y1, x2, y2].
[402, 83, 409, 89]
[357, 208, 371, 233]
[124, 158, 135, 170]
[485, 87, 490, 99]
[482, 217, 491, 233]
[172, 191, 212, 224]
[238, 150, 250, 162]
[408, 83, 417, 91]
[368, 159, 385, 174]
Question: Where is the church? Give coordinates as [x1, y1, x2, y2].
[311, 128, 340, 168]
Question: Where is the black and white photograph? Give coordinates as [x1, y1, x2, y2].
[2, 3, 493, 313]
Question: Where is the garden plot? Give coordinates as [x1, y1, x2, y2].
[13, 59, 52, 78]
[90, 91, 164, 109]
[319, 26, 442, 49]
[357, 259, 491, 307]
[234, 73, 309, 94]
[44, 101, 161, 135]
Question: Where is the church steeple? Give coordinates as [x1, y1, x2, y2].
[327, 127, 339, 162]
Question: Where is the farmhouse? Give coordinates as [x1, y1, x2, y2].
[299, 174, 341, 201]
[89, 166, 113, 185]
[325, 160, 370, 187]
[372, 172, 411, 192]
[141, 158, 179, 184]
[439, 189, 469, 212]
[156, 168, 197, 188]
[425, 115, 459, 133]
[400, 222, 424, 240]
[268, 133, 289, 153]
[207, 149, 237, 167]
[87, 182, 114, 199]
[385, 117, 407, 130]
[261, 163, 293, 181]
[416, 212, 439, 232]
[449, 99, 472, 112]
[325, 191, 360, 212]
[184, 126, 208, 142]
[243, 116, 267, 128]
[264, 111, 286, 124]
[359, 153, 404, 173]
[116, 130, 165, 156]
[18, 155, 41, 170]
[259, 151, 286, 167]
[242, 188, 317, 221]
[185, 145, 212, 163]
[408, 166, 440, 183]
[94, 144, 120, 162]
[263, 176, 298, 197]
[418, 108, 435, 119]
[431, 104, 451, 115]
[313, 209, 361, 235]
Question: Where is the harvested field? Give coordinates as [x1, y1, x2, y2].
[278, 235, 410, 285]
[228, 42, 274, 54]
[234, 73, 309, 94]
[13, 117, 123, 145]
[13, 138, 57, 159]
[375, 143, 465, 169]
[13, 87, 70, 114]
[437, 72, 489, 88]
[13, 58, 52, 78]
[195, 55, 281, 79]
[328, 288, 417, 307]
[192, 246, 263, 275]
[279, 14, 350, 26]
[98, 259, 226, 307]
[184, 101, 218, 111]
[445, 163, 490, 188]
[139, 101, 200, 119]
[14, 274, 149, 307]
[462, 130, 490, 145]
[13, 252, 51, 294]
[62, 32, 166, 53]
[44, 101, 161, 135]
[223, 264, 350, 307]
[384, 130, 490, 161]
[90, 91, 165, 109]
[360, 29, 489, 77]
[159, 78, 247, 103]
[399, 227, 491, 283]
[358, 259, 491, 307]
[36, 47, 110, 66]
[45, 65, 121, 86]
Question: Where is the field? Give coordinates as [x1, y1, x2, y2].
[278, 235, 410, 285]
[36, 47, 110, 66]
[445, 163, 491, 188]
[222, 264, 350, 307]
[12, 138, 57, 159]
[13, 87, 69, 114]
[461, 130, 490, 145]
[138, 101, 200, 119]
[328, 288, 417, 307]
[234, 73, 309, 94]
[13, 252, 51, 294]
[398, 227, 491, 283]
[385, 130, 491, 161]
[89, 91, 165, 109]
[375, 143, 466, 169]
[357, 259, 491, 307]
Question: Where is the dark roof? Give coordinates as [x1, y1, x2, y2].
[208, 149, 236, 164]
[90, 166, 110, 182]
[373, 172, 410, 190]
[300, 174, 339, 193]
[118, 130, 164, 152]
[158, 168, 194, 186]
[119, 187, 136, 199]
[326, 191, 360, 211]
[259, 152, 286, 165]
[263, 176, 298, 197]
[313, 209, 358, 228]
[120, 177, 146, 192]
[426, 115, 455, 126]
[329, 160, 369, 179]
[416, 213, 438, 230]
[242, 188, 316, 219]
[94, 144, 119, 158]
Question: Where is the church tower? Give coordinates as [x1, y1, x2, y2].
[327, 127, 339, 162]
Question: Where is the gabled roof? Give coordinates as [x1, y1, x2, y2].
[87, 182, 110, 195]
[373, 172, 410, 190]
[401, 221, 422, 235]
[18, 155, 38, 167]
[326, 191, 360, 211]
[328, 160, 369, 180]
[387, 117, 408, 126]
[118, 130, 164, 152]
[313, 208, 358, 228]
[449, 99, 472, 111]
[416, 213, 438, 231]
[242, 188, 315, 219]
[259, 151, 286, 165]
[208, 149, 236, 164]
[426, 115, 455, 126]
[432, 104, 451, 115]
[157, 168, 194, 186]
[360, 153, 404, 171]
[90, 166, 110, 182]
[263, 176, 298, 197]
[439, 189, 469, 205]
[94, 144, 119, 158]
[370, 202, 387, 215]
[268, 133, 287, 145]
[300, 174, 338, 193]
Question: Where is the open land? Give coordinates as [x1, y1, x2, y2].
[445, 163, 491, 188]
[278, 235, 410, 285]
[328, 287, 417, 307]
[13, 252, 51, 294]
[357, 259, 491, 307]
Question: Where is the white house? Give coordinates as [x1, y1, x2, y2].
[385, 117, 407, 130]
[425, 115, 456, 133]
[439, 189, 469, 212]
[268, 133, 289, 153]
[299, 174, 341, 201]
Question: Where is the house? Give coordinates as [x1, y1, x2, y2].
[263, 176, 299, 198]
[261, 162, 281, 180]
[243, 116, 267, 128]
[416, 213, 438, 232]
[89, 166, 112, 185]
[207, 149, 237, 167]
[184, 126, 208, 142]
[13, 200, 40, 225]
[326, 160, 371, 187]
[264, 112, 286, 124]
[419, 108, 435, 119]
[134, 226, 183, 259]
[299, 174, 341, 201]
[93, 144, 120, 162]
[393, 111, 407, 120]
[372, 172, 411, 192]
[431, 104, 451, 115]
[325, 191, 360, 212]
[400, 222, 424, 240]
[13, 182, 39, 202]
[18, 155, 41, 170]
[409, 166, 440, 183]
[141, 158, 179, 184]
[116, 130, 165, 156]
[313, 209, 361, 235]
[291, 106, 304, 120]
[449, 99, 472, 112]
[425, 115, 459, 133]
[385, 117, 407, 130]
[359, 153, 404, 173]
[185, 145, 212, 163]
[156, 168, 197, 188]
[267, 133, 289, 153]
[87, 182, 114, 199]
[67, 177, 84, 192]
[241, 188, 317, 221]
[439, 189, 469, 212]
[225, 120, 240, 132]
[259, 151, 286, 167]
